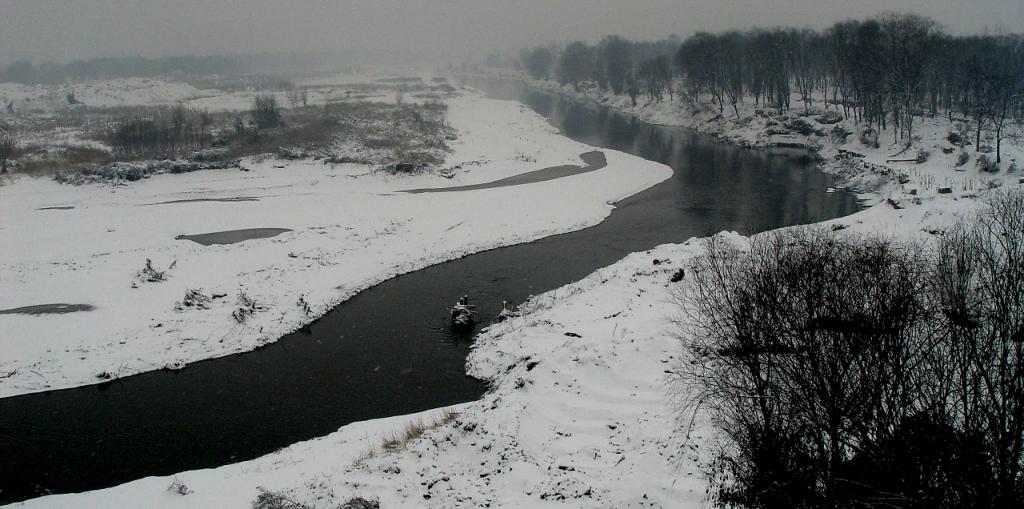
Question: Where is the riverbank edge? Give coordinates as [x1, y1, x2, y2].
[459, 68, 1023, 208]
[13, 75, 1024, 509]
[0, 90, 672, 400]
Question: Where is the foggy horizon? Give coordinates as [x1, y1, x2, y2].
[2, 0, 1023, 67]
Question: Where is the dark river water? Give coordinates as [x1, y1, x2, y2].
[0, 78, 857, 504]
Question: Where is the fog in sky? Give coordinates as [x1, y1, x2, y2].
[2, 0, 1022, 66]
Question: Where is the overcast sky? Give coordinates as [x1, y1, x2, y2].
[2, 0, 1022, 66]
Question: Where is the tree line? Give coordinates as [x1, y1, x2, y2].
[2, 55, 244, 85]
[0, 52, 345, 86]
[516, 12, 1023, 162]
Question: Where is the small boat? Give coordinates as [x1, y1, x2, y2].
[450, 295, 476, 330]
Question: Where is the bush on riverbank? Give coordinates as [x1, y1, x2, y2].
[675, 190, 1024, 508]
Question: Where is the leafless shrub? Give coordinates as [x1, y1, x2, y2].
[167, 477, 191, 496]
[673, 228, 941, 508]
[0, 133, 14, 172]
[136, 258, 167, 283]
[233, 290, 267, 323]
[175, 289, 211, 311]
[931, 190, 1024, 507]
[108, 105, 212, 156]
[977, 153, 999, 173]
[340, 497, 380, 509]
[676, 192, 1024, 507]
[251, 488, 308, 509]
[252, 95, 282, 130]
[297, 295, 311, 316]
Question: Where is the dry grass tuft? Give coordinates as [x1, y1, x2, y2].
[352, 408, 459, 466]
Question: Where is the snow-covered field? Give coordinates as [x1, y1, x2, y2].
[0, 91, 671, 398]
[15, 187, 992, 509]
[14, 237, 714, 509]
[0, 78, 205, 113]
[7, 70, 1024, 509]
[0, 69, 444, 120]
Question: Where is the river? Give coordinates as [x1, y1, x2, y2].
[0, 78, 857, 504]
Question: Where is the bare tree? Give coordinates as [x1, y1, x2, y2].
[933, 191, 1024, 506]
[558, 41, 594, 90]
[600, 36, 633, 95]
[252, 95, 281, 129]
[878, 13, 940, 145]
[674, 228, 970, 507]
[986, 38, 1024, 163]
[524, 47, 554, 80]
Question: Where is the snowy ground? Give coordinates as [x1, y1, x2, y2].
[0, 70, 428, 115]
[0, 90, 671, 398]
[0, 78, 205, 113]
[15, 236, 716, 509]
[8, 70, 1024, 509]
[15, 185, 999, 508]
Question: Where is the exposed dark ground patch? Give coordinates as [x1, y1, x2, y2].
[402, 151, 606, 193]
[0, 303, 95, 315]
[144, 196, 261, 205]
[176, 228, 291, 245]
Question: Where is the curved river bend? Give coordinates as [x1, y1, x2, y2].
[0, 79, 858, 504]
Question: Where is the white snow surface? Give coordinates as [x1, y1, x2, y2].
[0, 78, 204, 112]
[0, 91, 672, 398]
[8, 71, 1024, 509]
[14, 185, 998, 508]
[14, 237, 716, 509]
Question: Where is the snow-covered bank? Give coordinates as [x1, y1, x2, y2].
[0, 91, 672, 398]
[12, 68, 1023, 509]
[16, 183, 994, 508]
[14, 238, 715, 509]
[466, 70, 1023, 206]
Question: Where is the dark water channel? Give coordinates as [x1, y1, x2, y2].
[0, 78, 857, 504]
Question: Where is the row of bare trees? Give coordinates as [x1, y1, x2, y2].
[516, 12, 1023, 160]
[2, 55, 243, 84]
[676, 191, 1024, 508]
[105, 94, 288, 156]
[107, 105, 212, 156]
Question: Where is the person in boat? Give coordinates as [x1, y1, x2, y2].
[451, 295, 475, 328]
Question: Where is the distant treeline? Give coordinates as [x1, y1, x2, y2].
[1, 49, 406, 86]
[2, 55, 244, 84]
[512, 12, 1024, 160]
